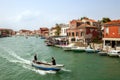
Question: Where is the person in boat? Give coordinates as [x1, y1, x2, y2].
[33, 54, 37, 62]
[51, 57, 56, 65]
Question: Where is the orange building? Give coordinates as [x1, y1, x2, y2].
[67, 18, 99, 44]
[103, 20, 120, 50]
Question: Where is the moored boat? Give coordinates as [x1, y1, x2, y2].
[98, 51, 108, 56]
[46, 42, 54, 46]
[71, 46, 85, 52]
[85, 48, 100, 53]
[107, 50, 120, 57]
[32, 61, 64, 71]
[62, 43, 75, 51]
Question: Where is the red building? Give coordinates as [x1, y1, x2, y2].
[40, 27, 49, 37]
[67, 18, 99, 44]
[103, 20, 120, 50]
[0, 28, 14, 37]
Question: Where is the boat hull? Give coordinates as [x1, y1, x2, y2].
[32, 61, 63, 71]
[62, 47, 71, 51]
[85, 49, 100, 53]
[98, 52, 108, 56]
[107, 50, 120, 57]
[71, 47, 85, 52]
[107, 53, 119, 57]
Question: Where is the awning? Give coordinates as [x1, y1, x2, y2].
[103, 38, 120, 41]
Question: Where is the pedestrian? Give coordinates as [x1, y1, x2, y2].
[34, 54, 37, 61]
[51, 57, 56, 65]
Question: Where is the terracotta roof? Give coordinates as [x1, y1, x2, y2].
[89, 19, 96, 22]
[105, 20, 120, 24]
[0, 28, 13, 31]
[70, 19, 82, 24]
[78, 24, 97, 28]
[104, 20, 120, 27]
[70, 18, 96, 24]
[40, 27, 49, 30]
[20, 29, 31, 32]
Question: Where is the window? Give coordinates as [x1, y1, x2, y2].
[76, 32, 79, 36]
[86, 22, 90, 25]
[106, 27, 109, 34]
[81, 32, 84, 36]
[71, 38, 75, 41]
[67, 33, 69, 36]
[117, 41, 120, 46]
[77, 22, 81, 27]
[105, 40, 110, 46]
[69, 32, 71, 36]
[64, 29, 66, 33]
[72, 32, 74, 36]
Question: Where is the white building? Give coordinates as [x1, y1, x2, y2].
[49, 27, 57, 37]
[59, 24, 69, 36]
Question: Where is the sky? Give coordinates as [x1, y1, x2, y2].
[0, 0, 120, 31]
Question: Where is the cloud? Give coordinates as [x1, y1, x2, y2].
[12, 10, 40, 22]
[0, 10, 69, 30]
[0, 10, 42, 30]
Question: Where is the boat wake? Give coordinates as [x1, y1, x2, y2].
[23, 65, 56, 75]
[0, 46, 58, 75]
[61, 68, 71, 72]
[0, 46, 30, 65]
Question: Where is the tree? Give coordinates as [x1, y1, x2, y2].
[101, 17, 111, 23]
[80, 17, 89, 20]
[55, 24, 61, 36]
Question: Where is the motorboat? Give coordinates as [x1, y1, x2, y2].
[85, 48, 100, 53]
[46, 42, 54, 46]
[98, 51, 108, 56]
[32, 61, 64, 71]
[107, 50, 120, 57]
[71, 46, 85, 52]
[62, 43, 75, 51]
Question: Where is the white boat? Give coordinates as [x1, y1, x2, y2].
[98, 51, 108, 56]
[32, 61, 64, 71]
[71, 46, 85, 52]
[62, 43, 75, 51]
[85, 48, 99, 53]
[85, 46, 100, 53]
[107, 50, 120, 57]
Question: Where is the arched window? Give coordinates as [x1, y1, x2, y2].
[72, 32, 74, 36]
[81, 32, 84, 36]
[76, 32, 79, 36]
[86, 21, 90, 25]
[71, 38, 75, 41]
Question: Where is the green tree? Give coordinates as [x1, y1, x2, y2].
[55, 24, 61, 36]
[101, 17, 111, 23]
[80, 17, 89, 20]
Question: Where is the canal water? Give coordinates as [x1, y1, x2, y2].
[0, 36, 120, 80]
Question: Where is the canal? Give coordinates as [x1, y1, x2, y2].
[0, 36, 120, 80]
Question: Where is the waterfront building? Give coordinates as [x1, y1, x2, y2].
[103, 20, 120, 50]
[49, 27, 57, 37]
[40, 27, 49, 38]
[33, 30, 41, 36]
[19, 29, 32, 36]
[67, 18, 99, 44]
[59, 24, 69, 37]
[0, 28, 14, 37]
[49, 24, 69, 37]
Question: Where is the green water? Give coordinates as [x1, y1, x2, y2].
[0, 36, 120, 80]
